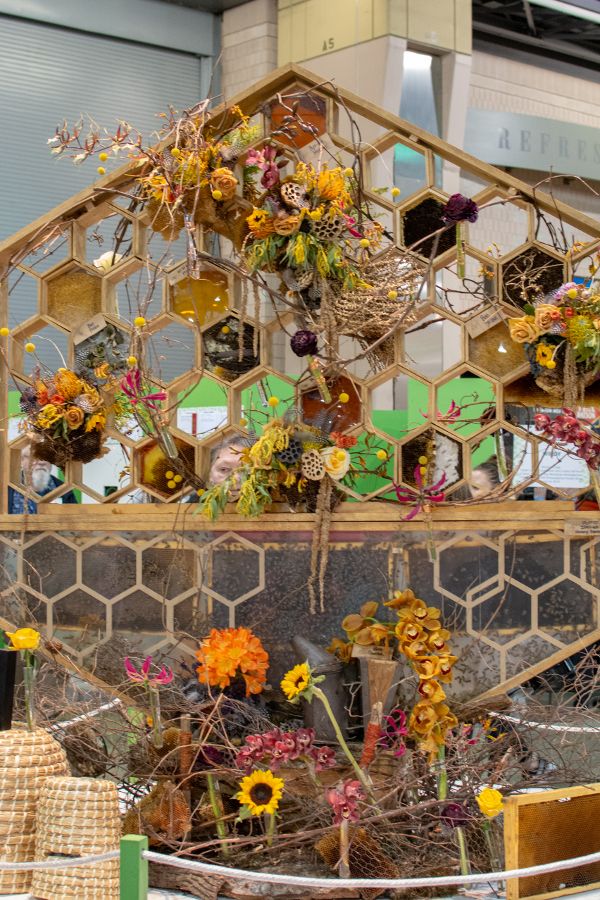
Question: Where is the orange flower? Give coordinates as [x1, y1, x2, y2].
[196, 627, 269, 696]
[426, 630, 451, 653]
[413, 606, 442, 630]
[403, 639, 429, 660]
[437, 654, 458, 683]
[395, 620, 423, 644]
[384, 589, 416, 609]
[327, 638, 353, 664]
[409, 700, 438, 736]
[413, 656, 441, 680]
[418, 679, 446, 704]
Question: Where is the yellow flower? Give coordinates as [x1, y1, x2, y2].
[338, 392, 350, 404]
[54, 370, 83, 401]
[236, 769, 284, 816]
[134, 316, 146, 328]
[281, 662, 311, 701]
[6, 628, 41, 651]
[0, 327, 10, 336]
[65, 406, 85, 430]
[508, 315, 542, 344]
[476, 787, 504, 819]
[320, 446, 350, 480]
[316, 167, 347, 202]
[247, 209, 271, 232]
[25, 342, 36, 353]
[535, 343, 556, 369]
[85, 412, 106, 432]
[37, 404, 62, 428]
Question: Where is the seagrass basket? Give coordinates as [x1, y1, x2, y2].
[0, 727, 70, 894]
[31, 777, 120, 900]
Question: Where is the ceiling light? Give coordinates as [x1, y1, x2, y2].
[497, 342, 507, 354]
[528, 0, 600, 25]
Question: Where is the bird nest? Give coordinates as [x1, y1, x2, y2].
[331, 248, 426, 369]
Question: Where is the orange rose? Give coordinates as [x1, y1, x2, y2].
[210, 167, 238, 201]
[65, 406, 85, 430]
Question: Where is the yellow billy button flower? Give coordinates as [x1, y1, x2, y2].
[239, 417, 248, 427]
[212, 189, 223, 201]
[566, 287, 578, 300]
[221, 325, 230, 335]
[387, 290, 398, 300]
[127, 356, 137, 366]
[359, 238, 370, 249]
[343, 167, 354, 177]
[418, 456, 428, 465]
[196, 488, 205, 497]
[6, 628, 41, 651]
[165, 471, 174, 480]
[476, 787, 504, 819]
[98, 152, 108, 162]
[0, 327, 9, 336]
[167, 480, 177, 489]
[173, 474, 182, 484]
[134, 316, 146, 328]
[391, 187, 401, 199]
[97, 166, 106, 175]
[236, 769, 284, 816]
[376, 449, 387, 461]
[338, 392, 349, 404]
[25, 342, 36, 353]
[267, 396, 279, 407]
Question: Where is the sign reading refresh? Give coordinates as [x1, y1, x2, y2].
[465, 108, 600, 180]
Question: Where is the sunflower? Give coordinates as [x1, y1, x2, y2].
[237, 769, 284, 816]
[280, 662, 311, 701]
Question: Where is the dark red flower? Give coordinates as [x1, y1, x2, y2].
[290, 330, 318, 357]
[441, 194, 479, 224]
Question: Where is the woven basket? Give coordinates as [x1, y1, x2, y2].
[32, 777, 120, 900]
[0, 728, 69, 894]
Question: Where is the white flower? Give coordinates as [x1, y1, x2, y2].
[73, 153, 87, 165]
[47, 136, 60, 145]
[320, 446, 351, 480]
[50, 146, 64, 155]
[93, 251, 123, 272]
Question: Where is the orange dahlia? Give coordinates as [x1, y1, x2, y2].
[195, 627, 269, 696]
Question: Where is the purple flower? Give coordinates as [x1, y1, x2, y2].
[441, 802, 470, 829]
[290, 330, 318, 357]
[441, 194, 479, 224]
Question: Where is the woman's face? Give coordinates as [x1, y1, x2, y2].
[209, 444, 244, 499]
[469, 468, 494, 501]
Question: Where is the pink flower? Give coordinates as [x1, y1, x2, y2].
[310, 745, 336, 771]
[378, 708, 408, 757]
[326, 780, 365, 825]
[124, 656, 174, 687]
[121, 369, 167, 412]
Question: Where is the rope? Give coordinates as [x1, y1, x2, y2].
[495, 712, 600, 734]
[0, 850, 119, 871]
[143, 848, 600, 890]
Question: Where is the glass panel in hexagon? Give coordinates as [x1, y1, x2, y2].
[112, 590, 166, 652]
[173, 592, 226, 636]
[82, 211, 133, 269]
[170, 270, 230, 327]
[501, 532, 565, 591]
[203, 316, 260, 382]
[46, 267, 102, 330]
[538, 578, 596, 644]
[239, 373, 294, 431]
[268, 94, 327, 149]
[7, 268, 39, 329]
[143, 543, 197, 601]
[116, 268, 164, 322]
[22, 536, 76, 598]
[82, 540, 136, 598]
[175, 376, 229, 441]
[74, 320, 129, 378]
[300, 374, 361, 433]
[435, 252, 496, 316]
[401, 196, 455, 259]
[137, 437, 195, 499]
[468, 318, 524, 381]
[468, 426, 531, 501]
[435, 370, 496, 437]
[12, 321, 70, 376]
[370, 370, 426, 442]
[469, 197, 530, 258]
[145, 320, 197, 384]
[400, 427, 463, 490]
[52, 589, 107, 656]
[79, 439, 132, 501]
[502, 246, 564, 308]
[19, 226, 71, 275]
[206, 536, 262, 604]
[403, 315, 463, 379]
[341, 434, 396, 502]
[470, 583, 532, 644]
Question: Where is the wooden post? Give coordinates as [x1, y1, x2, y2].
[120, 834, 148, 900]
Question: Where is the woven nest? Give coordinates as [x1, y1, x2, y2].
[0, 728, 69, 894]
[332, 247, 425, 368]
[32, 429, 104, 467]
[32, 777, 120, 900]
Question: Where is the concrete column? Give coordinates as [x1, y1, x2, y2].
[221, 0, 278, 99]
